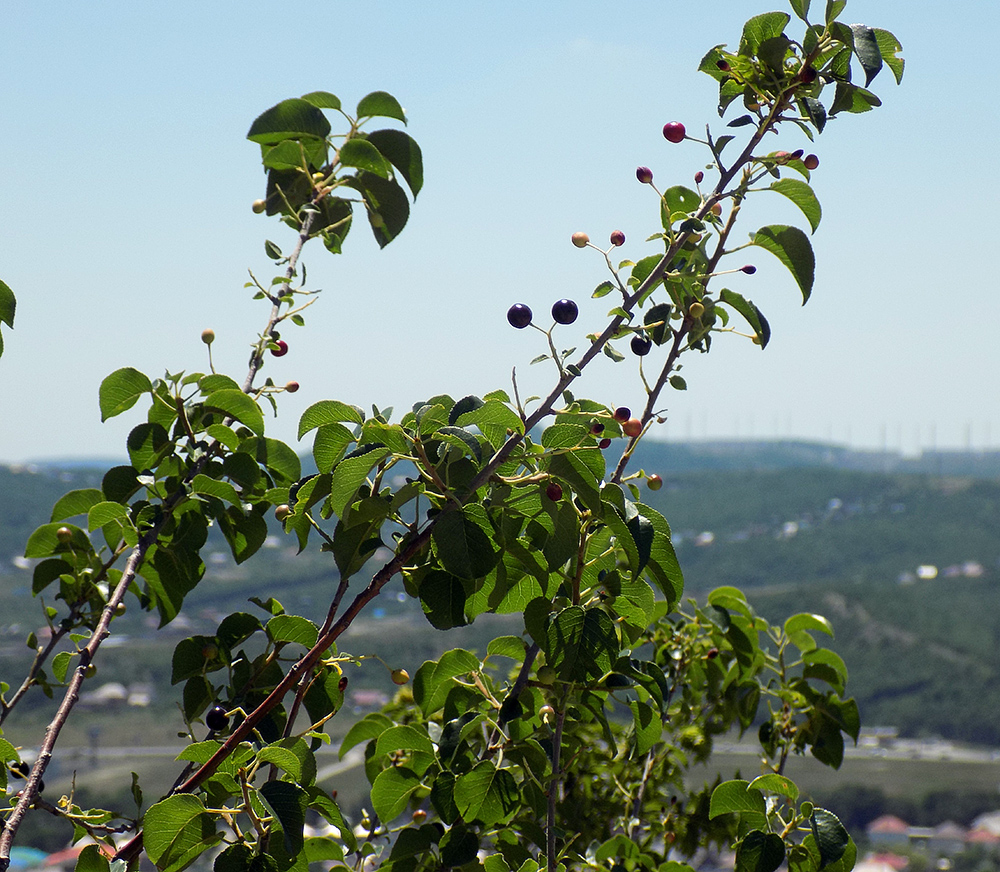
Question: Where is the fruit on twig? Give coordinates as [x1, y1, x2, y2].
[803, 153, 820, 170]
[571, 232, 590, 248]
[590, 422, 605, 435]
[636, 166, 653, 184]
[609, 229, 626, 247]
[56, 527, 73, 544]
[114, 602, 127, 616]
[647, 474, 663, 491]
[613, 407, 631, 422]
[338, 675, 349, 692]
[285, 381, 299, 393]
[741, 265, 757, 274]
[706, 647, 720, 659]
[539, 705, 555, 719]
[716, 60, 731, 72]
[551, 299, 579, 325]
[662, 122, 686, 143]
[545, 482, 563, 502]
[412, 810, 427, 823]
[507, 303, 532, 329]
[694, 171, 704, 184]
[206, 705, 229, 731]
[275, 504, 291, 521]
[622, 418, 643, 438]
[271, 340, 289, 357]
[799, 65, 818, 83]
[201, 329, 215, 345]
[84, 663, 97, 679]
[598, 438, 612, 449]
[251, 199, 266, 214]
[630, 335, 652, 356]
[537, 665, 557, 685]
[709, 202, 722, 216]
[688, 302, 705, 319]
[391, 668, 410, 685]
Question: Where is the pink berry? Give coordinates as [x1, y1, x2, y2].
[662, 122, 686, 144]
[610, 229, 626, 247]
[694, 171, 704, 184]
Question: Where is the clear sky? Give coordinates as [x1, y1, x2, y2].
[1, 1, 996, 463]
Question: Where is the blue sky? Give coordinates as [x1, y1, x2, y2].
[1, 1, 996, 462]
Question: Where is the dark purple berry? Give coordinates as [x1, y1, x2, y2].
[741, 265, 757, 275]
[613, 407, 631, 422]
[610, 230, 625, 247]
[631, 335, 652, 356]
[507, 303, 532, 329]
[591, 422, 605, 435]
[206, 705, 229, 732]
[545, 482, 563, 501]
[636, 166, 653, 184]
[598, 438, 612, 449]
[551, 299, 579, 325]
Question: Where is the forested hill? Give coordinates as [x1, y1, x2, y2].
[2, 441, 999, 743]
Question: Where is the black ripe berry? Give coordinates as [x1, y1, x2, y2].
[551, 299, 579, 325]
[613, 406, 631, 423]
[545, 481, 563, 502]
[590, 421, 605, 435]
[631, 335, 652, 356]
[206, 705, 229, 732]
[598, 437, 612, 449]
[507, 303, 532, 329]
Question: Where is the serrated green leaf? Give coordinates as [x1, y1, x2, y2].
[872, 29, 904, 84]
[784, 613, 834, 638]
[709, 780, 767, 825]
[143, 794, 219, 872]
[413, 649, 480, 717]
[298, 401, 365, 439]
[203, 389, 264, 436]
[454, 761, 518, 827]
[266, 614, 319, 648]
[371, 766, 421, 822]
[736, 830, 785, 872]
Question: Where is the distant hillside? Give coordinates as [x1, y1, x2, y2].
[3, 443, 1000, 745]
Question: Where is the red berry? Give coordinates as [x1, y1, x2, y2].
[271, 339, 289, 357]
[545, 482, 563, 502]
[630, 335, 652, 356]
[507, 303, 532, 329]
[609, 229, 626, 247]
[551, 299, 579, 325]
[803, 154, 819, 170]
[636, 166, 653, 184]
[338, 675, 349, 692]
[706, 647, 720, 659]
[694, 171, 704, 184]
[622, 419, 643, 438]
[613, 407, 631, 422]
[799, 66, 818, 83]
[662, 122, 686, 143]
[598, 437, 612, 449]
[741, 265, 757, 275]
[571, 231, 590, 248]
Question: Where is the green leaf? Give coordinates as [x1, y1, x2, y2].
[0, 280, 15, 328]
[418, 570, 469, 629]
[88, 500, 129, 533]
[740, 12, 791, 55]
[752, 225, 814, 303]
[312, 423, 355, 473]
[348, 172, 410, 248]
[413, 649, 480, 716]
[709, 780, 766, 826]
[825, 0, 847, 24]
[486, 636, 526, 660]
[299, 400, 364, 439]
[75, 844, 111, 872]
[191, 474, 242, 508]
[736, 831, 786, 872]
[850, 25, 882, 87]
[770, 179, 821, 233]
[203, 389, 264, 436]
[266, 614, 319, 649]
[719, 289, 771, 349]
[259, 780, 308, 856]
[663, 186, 701, 216]
[629, 699, 662, 756]
[784, 613, 834, 638]
[247, 98, 331, 145]
[143, 795, 219, 872]
[375, 725, 436, 759]
[789, 0, 810, 22]
[544, 606, 618, 682]
[300, 91, 341, 110]
[830, 83, 882, 116]
[454, 761, 518, 827]
[811, 808, 849, 868]
[432, 508, 498, 580]
[338, 138, 393, 178]
[371, 766, 421, 823]
[99, 368, 152, 422]
[51, 489, 105, 522]
[53, 650, 73, 684]
[328, 444, 390, 519]
[748, 773, 799, 801]
[872, 29, 904, 84]
[365, 129, 423, 198]
[25, 522, 90, 558]
[356, 91, 406, 124]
